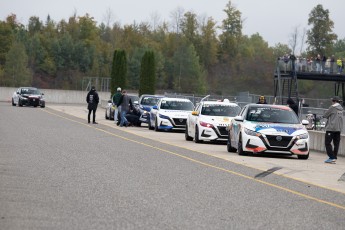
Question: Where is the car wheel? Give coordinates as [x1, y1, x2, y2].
[297, 152, 309, 160]
[227, 133, 237, 152]
[105, 110, 109, 120]
[154, 118, 160, 132]
[185, 125, 193, 141]
[194, 126, 202, 143]
[238, 134, 248, 156]
[18, 99, 23, 107]
[148, 119, 154, 130]
[12, 98, 16, 106]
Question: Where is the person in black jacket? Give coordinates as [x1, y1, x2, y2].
[86, 86, 99, 124]
[287, 98, 298, 116]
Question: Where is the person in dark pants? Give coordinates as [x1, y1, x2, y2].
[126, 107, 141, 126]
[323, 96, 343, 164]
[86, 86, 99, 124]
[117, 90, 132, 127]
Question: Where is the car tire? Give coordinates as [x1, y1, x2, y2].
[148, 120, 154, 130]
[297, 153, 309, 160]
[12, 98, 16, 106]
[227, 134, 237, 152]
[194, 126, 202, 143]
[105, 110, 109, 120]
[154, 118, 160, 132]
[185, 125, 193, 141]
[18, 99, 23, 107]
[238, 134, 248, 156]
[110, 111, 114, 120]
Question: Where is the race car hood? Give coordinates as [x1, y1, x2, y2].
[201, 115, 234, 125]
[140, 105, 154, 112]
[22, 94, 41, 98]
[244, 121, 307, 135]
[160, 110, 191, 118]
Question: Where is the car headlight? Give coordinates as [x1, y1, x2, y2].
[159, 114, 170, 120]
[199, 121, 214, 128]
[244, 127, 261, 136]
[297, 133, 309, 139]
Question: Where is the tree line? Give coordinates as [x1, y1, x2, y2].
[0, 1, 344, 98]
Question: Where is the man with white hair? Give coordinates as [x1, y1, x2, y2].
[112, 87, 122, 124]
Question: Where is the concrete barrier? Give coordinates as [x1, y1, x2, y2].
[0, 87, 343, 157]
[0, 87, 111, 104]
[308, 130, 345, 157]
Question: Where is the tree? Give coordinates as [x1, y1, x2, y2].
[172, 43, 206, 94]
[219, 0, 243, 60]
[139, 51, 156, 96]
[306, 4, 337, 56]
[110, 50, 127, 95]
[4, 41, 31, 86]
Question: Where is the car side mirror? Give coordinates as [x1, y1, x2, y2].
[108, 100, 112, 103]
[301, 119, 309, 125]
[234, 115, 244, 122]
[41, 93, 44, 95]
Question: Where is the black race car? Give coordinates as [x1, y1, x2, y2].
[12, 87, 45, 108]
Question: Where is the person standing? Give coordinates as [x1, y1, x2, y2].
[337, 57, 343, 74]
[112, 87, 122, 124]
[117, 90, 133, 127]
[257, 96, 267, 104]
[315, 54, 321, 73]
[86, 86, 99, 124]
[323, 96, 343, 164]
[330, 55, 335, 74]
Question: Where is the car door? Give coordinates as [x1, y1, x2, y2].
[149, 101, 160, 128]
[188, 103, 201, 136]
[13, 88, 20, 104]
[230, 105, 247, 147]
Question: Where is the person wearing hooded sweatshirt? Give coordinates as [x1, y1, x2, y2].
[287, 98, 298, 116]
[323, 96, 343, 163]
[86, 86, 99, 124]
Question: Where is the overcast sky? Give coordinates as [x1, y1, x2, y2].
[1, 0, 344, 47]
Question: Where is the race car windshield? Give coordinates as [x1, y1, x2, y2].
[246, 107, 300, 124]
[201, 105, 241, 116]
[141, 97, 161, 106]
[21, 88, 40, 94]
[160, 101, 194, 111]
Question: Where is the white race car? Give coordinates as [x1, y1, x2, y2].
[185, 98, 241, 143]
[227, 104, 310, 159]
[149, 98, 194, 131]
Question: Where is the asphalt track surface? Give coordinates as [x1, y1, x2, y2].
[1, 102, 345, 229]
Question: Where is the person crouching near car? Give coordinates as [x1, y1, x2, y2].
[86, 86, 99, 124]
[323, 96, 343, 164]
[116, 90, 132, 127]
[126, 106, 141, 126]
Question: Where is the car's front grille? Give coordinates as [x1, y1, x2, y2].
[265, 135, 292, 147]
[28, 98, 39, 106]
[217, 126, 228, 136]
[173, 118, 186, 126]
